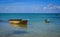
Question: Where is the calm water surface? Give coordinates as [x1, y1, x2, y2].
[0, 13, 60, 37]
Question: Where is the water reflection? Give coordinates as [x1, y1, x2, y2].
[13, 30, 28, 34]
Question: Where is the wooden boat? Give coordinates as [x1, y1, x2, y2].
[9, 19, 27, 27]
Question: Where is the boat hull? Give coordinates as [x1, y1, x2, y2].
[9, 19, 27, 28]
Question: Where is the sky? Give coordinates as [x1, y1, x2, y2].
[0, 0, 60, 13]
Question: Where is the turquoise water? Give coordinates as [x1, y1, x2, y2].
[0, 13, 60, 37]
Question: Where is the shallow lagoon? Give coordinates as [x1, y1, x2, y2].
[0, 13, 60, 37]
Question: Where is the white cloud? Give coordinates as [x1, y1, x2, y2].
[42, 4, 60, 13]
[43, 4, 60, 10]
[0, 3, 60, 13]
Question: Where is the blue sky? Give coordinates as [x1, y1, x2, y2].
[0, 0, 60, 13]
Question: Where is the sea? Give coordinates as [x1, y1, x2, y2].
[0, 13, 60, 37]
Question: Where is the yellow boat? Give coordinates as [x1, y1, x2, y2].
[9, 19, 27, 27]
